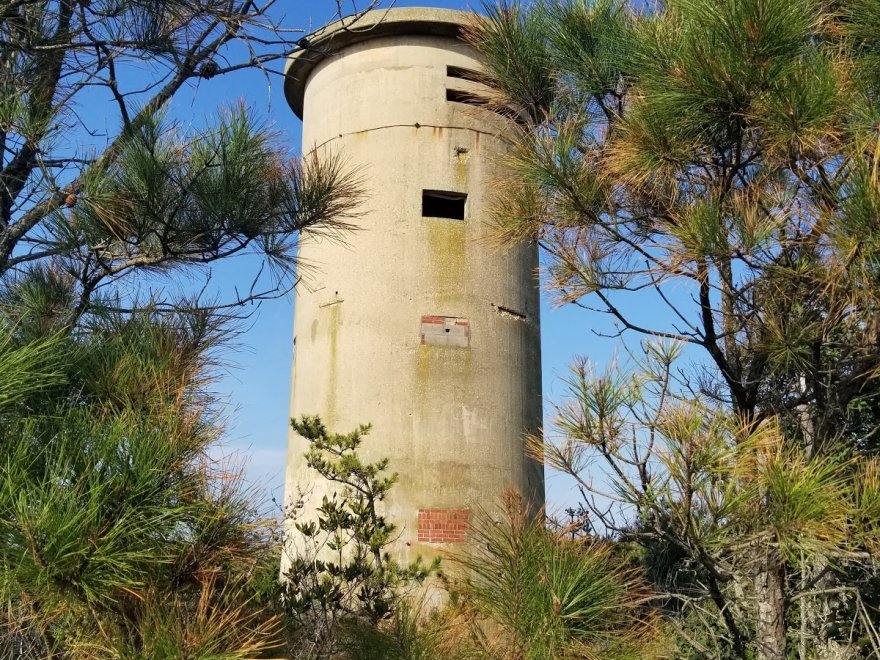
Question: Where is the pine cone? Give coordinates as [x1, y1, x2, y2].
[199, 61, 219, 79]
[64, 193, 77, 208]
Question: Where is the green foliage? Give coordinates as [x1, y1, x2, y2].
[463, 1, 555, 122]
[60, 106, 361, 282]
[540, 346, 880, 658]
[340, 597, 466, 660]
[455, 496, 662, 660]
[0, 326, 65, 410]
[0, 300, 280, 658]
[0, 0, 365, 317]
[0, 2, 369, 657]
[470, 0, 880, 655]
[281, 416, 438, 658]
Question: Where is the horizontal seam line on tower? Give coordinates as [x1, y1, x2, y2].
[308, 123, 507, 152]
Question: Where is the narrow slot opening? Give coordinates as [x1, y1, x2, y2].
[446, 88, 490, 107]
[445, 88, 525, 125]
[447, 65, 482, 82]
[422, 190, 467, 220]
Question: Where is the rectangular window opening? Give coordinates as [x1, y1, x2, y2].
[422, 190, 467, 220]
[447, 65, 482, 83]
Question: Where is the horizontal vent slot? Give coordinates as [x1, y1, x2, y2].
[446, 88, 492, 107]
[445, 88, 526, 124]
[447, 65, 483, 83]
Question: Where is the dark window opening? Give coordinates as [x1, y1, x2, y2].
[422, 190, 467, 220]
[447, 65, 482, 82]
[446, 88, 526, 125]
[446, 88, 490, 107]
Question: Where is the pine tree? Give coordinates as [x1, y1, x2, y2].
[281, 417, 438, 658]
[0, 0, 370, 316]
[0, 304, 285, 657]
[468, 1, 880, 657]
[0, 1, 374, 656]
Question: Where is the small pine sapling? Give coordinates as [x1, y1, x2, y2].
[281, 416, 438, 656]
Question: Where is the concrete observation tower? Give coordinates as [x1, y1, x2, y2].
[282, 7, 543, 565]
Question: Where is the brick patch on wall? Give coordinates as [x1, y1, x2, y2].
[420, 315, 470, 348]
[417, 507, 470, 544]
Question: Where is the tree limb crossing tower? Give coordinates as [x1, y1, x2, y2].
[282, 7, 543, 566]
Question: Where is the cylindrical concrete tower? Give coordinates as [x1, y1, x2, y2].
[283, 7, 543, 566]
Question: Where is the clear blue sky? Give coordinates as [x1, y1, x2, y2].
[160, 0, 639, 515]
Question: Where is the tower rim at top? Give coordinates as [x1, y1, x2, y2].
[283, 7, 474, 119]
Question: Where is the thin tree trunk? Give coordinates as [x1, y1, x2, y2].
[797, 387, 823, 660]
[756, 555, 787, 660]
[799, 554, 809, 660]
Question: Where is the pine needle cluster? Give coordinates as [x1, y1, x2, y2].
[0, 292, 281, 657]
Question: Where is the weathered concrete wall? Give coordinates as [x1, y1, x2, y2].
[283, 8, 543, 570]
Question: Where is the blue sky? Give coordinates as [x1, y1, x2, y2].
[157, 0, 637, 515]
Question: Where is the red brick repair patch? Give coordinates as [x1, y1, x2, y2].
[417, 507, 470, 544]
[420, 315, 470, 348]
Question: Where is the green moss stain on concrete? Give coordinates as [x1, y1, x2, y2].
[325, 302, 341, 427]
[454, 151, 469, 188]
[415, 344, 474, 403]
[427, 219, 466, 305]
[415, 344, 431, 405]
